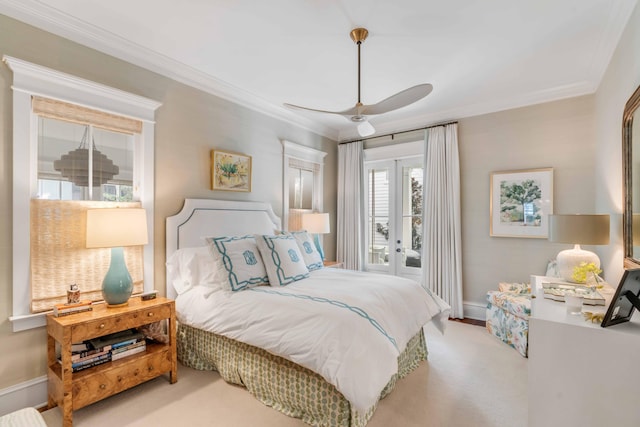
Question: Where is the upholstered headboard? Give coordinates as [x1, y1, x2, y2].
[165, 198, 281, 299]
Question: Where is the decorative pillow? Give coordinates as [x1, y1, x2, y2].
[205, 235, 269, 291]
[545, 259, 560, 278]
[166, 247, 223, 295]
[498, 282, 531, 294]
[255, 234, 310, 286]
[288, 230, 324, 271]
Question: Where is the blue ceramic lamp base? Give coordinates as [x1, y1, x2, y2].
[313, 234, 325, 261]
[102, 247, 133, 307]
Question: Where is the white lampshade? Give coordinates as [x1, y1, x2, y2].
[548, 214, 610, 282]
[86, 208, 148, 306]
[86, 208, 148, 248]
[302, 213, 330, 234]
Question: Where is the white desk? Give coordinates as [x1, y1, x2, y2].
[528, 275, 640, 427]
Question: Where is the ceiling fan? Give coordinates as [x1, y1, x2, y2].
[284, 28, 433, 137]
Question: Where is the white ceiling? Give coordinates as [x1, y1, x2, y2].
[1, 0, 637, 141]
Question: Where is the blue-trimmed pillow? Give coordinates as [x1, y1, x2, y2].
[288, 230, 324, 271]
[205, 235, 269, 291]
[255, 234, 309, 286]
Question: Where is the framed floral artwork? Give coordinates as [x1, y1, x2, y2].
[211, 150, 252, 192]
[490, 168, 553, 238]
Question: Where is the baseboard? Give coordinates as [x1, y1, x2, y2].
[463, 301, 486, 321]
[0, 375, 48, 417]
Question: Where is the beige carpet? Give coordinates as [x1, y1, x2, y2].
[41, 321, 527, 427]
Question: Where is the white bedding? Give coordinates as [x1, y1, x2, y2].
[176, 267, 450, 413]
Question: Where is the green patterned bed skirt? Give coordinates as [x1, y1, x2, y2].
[177, 323, 428, 427]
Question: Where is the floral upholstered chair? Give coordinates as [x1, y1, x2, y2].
[485, 282, 531, 357]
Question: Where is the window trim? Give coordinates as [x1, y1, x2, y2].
[4, 56, 162, 331]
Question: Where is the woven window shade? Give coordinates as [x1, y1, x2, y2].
[288, 157, 320, 172]
[30, 200, 144, 313]
[288, 209, 312, 232]
[32, 96, 142, 135]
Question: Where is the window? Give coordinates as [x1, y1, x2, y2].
[282, 140, 327, 231]
[4, 55, 161, 331]
[37, 117, 134, 201]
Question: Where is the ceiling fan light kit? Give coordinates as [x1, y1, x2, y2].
[357, 121, 375, 137]
[284, 28, 433, 138]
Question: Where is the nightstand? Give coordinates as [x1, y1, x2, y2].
[323, 261, 343, 268]
[46, 296, 177, 427]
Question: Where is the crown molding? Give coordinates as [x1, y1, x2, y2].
[0, 0, 338, 140]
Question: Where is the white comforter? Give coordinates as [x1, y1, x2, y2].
[176, 268, 450, 413]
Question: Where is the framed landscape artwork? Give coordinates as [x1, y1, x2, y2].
[490, 168, 553, 238]
[211, 150, 252, 192]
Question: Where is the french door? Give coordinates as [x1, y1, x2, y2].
[364, 156, 423, 280]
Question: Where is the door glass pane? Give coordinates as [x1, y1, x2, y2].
[37, 117, 134, 201]
[402, 166, 423, 268]
[367, 167, 389, 265]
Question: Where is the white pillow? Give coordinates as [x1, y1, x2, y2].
[255, 234, 309, 286]
[205, 235, 269, 291]
[165, 247, 222, 295]
[288, 230, 324, 271]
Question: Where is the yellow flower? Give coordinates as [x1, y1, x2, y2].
[571, 262, 602, 284]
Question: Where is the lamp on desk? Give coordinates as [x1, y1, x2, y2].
[86, 208, 148, 307]
[302, 212, 330, 261]
[548, 214, 610, 283]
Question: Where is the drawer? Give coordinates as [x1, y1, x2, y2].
[72, 349, 172, 409]
[71, 304, 172, 341]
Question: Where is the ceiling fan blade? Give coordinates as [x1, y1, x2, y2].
[361, 83, 433, 116]
[283, 103, 360, 116]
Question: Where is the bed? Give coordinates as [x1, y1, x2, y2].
[165, 199, 450, 426]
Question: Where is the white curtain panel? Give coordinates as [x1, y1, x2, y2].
[422, 124, 463, 318]
[337, 141, 364, 270]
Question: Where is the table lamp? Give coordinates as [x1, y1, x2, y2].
[302, 212, 330, 261]
[548, 214, 610, 283]
[86, 208, 148, 306]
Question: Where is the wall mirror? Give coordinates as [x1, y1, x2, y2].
[623, 84, 640, 268]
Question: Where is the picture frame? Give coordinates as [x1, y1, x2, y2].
[211, 149, 252, 192]
[490, 168, 553, 238]
[601, 268, 640, 328]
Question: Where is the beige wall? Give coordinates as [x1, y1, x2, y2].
[595, 2, 640, 284]
[0, 14, 337, 390]
[458, 96, 597, 307]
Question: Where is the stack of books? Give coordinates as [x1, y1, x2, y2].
[541, 282, 605, 306]
[63, 329, 147, 372]
[53, 300, 93, 317]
